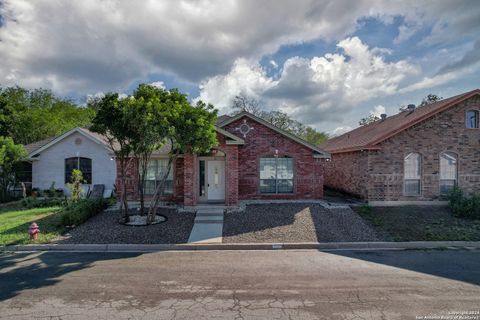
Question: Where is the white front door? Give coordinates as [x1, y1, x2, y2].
[207, 160, 225, 201]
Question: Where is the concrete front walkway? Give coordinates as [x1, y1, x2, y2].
[187, 205, 225, 243]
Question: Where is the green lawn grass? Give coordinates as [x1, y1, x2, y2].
[0, 206, 65, 245]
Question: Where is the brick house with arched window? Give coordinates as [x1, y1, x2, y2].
[321, 89, 480, 205]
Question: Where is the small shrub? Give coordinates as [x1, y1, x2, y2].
[44, 182, 65, 198]
[21, 197, 66, 209]
[61, 198, 109, 226]
[67, 169, 84, 203]
[448, 187, 480, 219]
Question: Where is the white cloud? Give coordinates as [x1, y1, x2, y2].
[269, 60, 278, 69]
[399, 73, 458, 94]
[370, 105, 386, 117]
[199, 37, 419, 125]
[197, 59, 273, 114]
[0, 0, 477, 95]
[332, 126, 352, 136]
[149, 81, 166, 89]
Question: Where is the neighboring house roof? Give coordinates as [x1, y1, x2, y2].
[216, 114, 231, 124]
[24, 136, 57, 154]
[218, 111, 330, 158]
[26, 127, 113, 158]
[321, 89, 480, 154]
[25, 125, 244, 158]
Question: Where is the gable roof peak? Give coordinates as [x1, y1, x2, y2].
[218, 110, 330, 158]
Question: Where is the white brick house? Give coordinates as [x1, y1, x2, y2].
[25, 128, 116, 197]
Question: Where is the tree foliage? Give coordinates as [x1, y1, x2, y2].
[89, 92, 135, 223]
[0, 136, 27, 202]
[230, 95, 328, 145]
[420, 94, 443, 107]
[90, 84, 217, 224]
[359, 114, 380, 126]
[0, 86, 95, 145]
[399, 93, 443, 111]
[146, 93, 217, 223]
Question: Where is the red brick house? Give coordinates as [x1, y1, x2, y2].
[120, 111, 330, 207]
[321, 89, 480, 205]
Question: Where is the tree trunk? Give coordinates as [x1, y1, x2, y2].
[146, 152, 178, 224]
[138, 157, 145, 216]
[119, 158, 129, 224]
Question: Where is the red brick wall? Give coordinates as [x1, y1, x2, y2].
[183, 153, 197, 206]
[368, 95, 480, 201]
[220, 135, 239, 206]
[223, 116, 324, 200]
[325, 95, 480, 201]
[323, 151, 369, 198]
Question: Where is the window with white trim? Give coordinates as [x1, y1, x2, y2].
[144, 159, 174, 195]
[259, 157, 293, 193]
[65, 157, 92, 184]
[466, 110, 479, 128]
[404, 153, 421, 195]
[440, 152, 457, 194]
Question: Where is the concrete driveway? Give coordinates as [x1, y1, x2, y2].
[1, 249, 479, 319]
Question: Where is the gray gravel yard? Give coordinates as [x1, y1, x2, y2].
[223, 203, 377, 243]
[60, 208, 195, 244]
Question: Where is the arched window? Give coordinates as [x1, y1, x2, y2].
[466, 110, 479, 128]
[404, 153, 421, 195]
[65, 157, 92, 184]
[440, 152, 457, 194]
[259, 156, 293, 194]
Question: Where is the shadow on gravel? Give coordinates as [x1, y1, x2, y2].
[223, 203, 377, 243]
[0, 251, 142, 301]
[329, 249, 480, 286]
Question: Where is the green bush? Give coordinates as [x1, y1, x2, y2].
[448, 187, 480, 219]
[21, 197, 66, 209]
[61, 198, 109, 226]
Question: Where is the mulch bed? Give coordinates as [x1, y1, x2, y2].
[59, 208, 195, 244]
[222, 203, 377, 243]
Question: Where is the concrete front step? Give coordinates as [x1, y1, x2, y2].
[195, 216, 223, 223]
[197, 209, 224, 214]
[196, 211, 224, 216]
[195, 205, 226, 210]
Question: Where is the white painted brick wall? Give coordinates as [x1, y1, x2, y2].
[32, 132, 116, 196]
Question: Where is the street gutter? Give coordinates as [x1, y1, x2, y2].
[2, 241, 480, 253]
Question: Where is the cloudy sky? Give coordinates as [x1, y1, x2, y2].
[1, 1, 479, 134]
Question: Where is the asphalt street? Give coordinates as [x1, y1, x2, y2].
[1, 249, 479, 319]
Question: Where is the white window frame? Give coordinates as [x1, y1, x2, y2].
[65, 157, 92, 184]
[439, 152, 458, 194]
[403, 153, 422, 196]
[259, 156, 294, 194]
[143, 158, 174, 195]
[466, 110, 479, 129]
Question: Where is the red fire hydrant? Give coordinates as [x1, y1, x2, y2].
[28, 222, 40, 240]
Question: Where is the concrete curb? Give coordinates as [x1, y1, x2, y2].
[2, 241, 480, 253]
